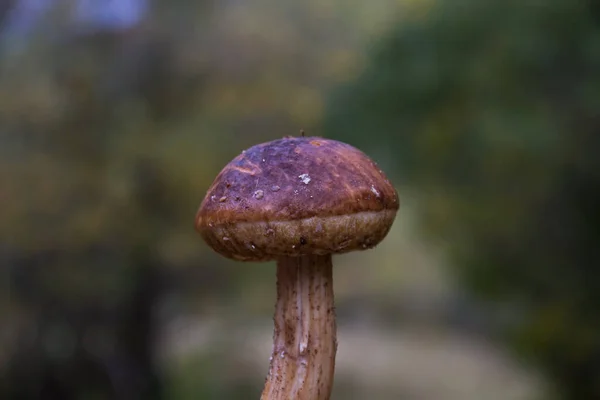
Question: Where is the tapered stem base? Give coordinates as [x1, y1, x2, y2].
[260, 255, 337, 400]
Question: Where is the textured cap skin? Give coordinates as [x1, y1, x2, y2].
[195, 136, 399, 261]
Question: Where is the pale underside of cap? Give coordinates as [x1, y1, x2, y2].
[201, 209, 397, 261]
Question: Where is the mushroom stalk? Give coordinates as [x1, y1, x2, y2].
[261, 254, 337, 400]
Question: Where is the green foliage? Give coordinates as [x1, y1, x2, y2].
[165, 351, 262, 400]
[324, 0, 600, 398]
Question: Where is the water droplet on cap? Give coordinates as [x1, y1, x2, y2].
[254, 190, 264, 200]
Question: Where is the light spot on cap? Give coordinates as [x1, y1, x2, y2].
[299, 173, 311, 184]
[371, 185, 381, 198]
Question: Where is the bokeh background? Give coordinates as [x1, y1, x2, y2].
[2, 0, 599, 399]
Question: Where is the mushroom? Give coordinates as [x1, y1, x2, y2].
[195, 136, 399, 400]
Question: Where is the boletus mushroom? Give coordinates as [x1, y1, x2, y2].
[195, 136, 399, 400]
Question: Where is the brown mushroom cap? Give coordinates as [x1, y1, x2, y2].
[195, 136, 399, 261]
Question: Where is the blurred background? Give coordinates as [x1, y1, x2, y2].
[1, 0, 599, 399]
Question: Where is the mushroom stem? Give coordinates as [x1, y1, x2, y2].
[261, 254, 337, 400]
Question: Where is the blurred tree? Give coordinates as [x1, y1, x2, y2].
[0, 1, 215, 398]
[324, 0, 600, 398]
